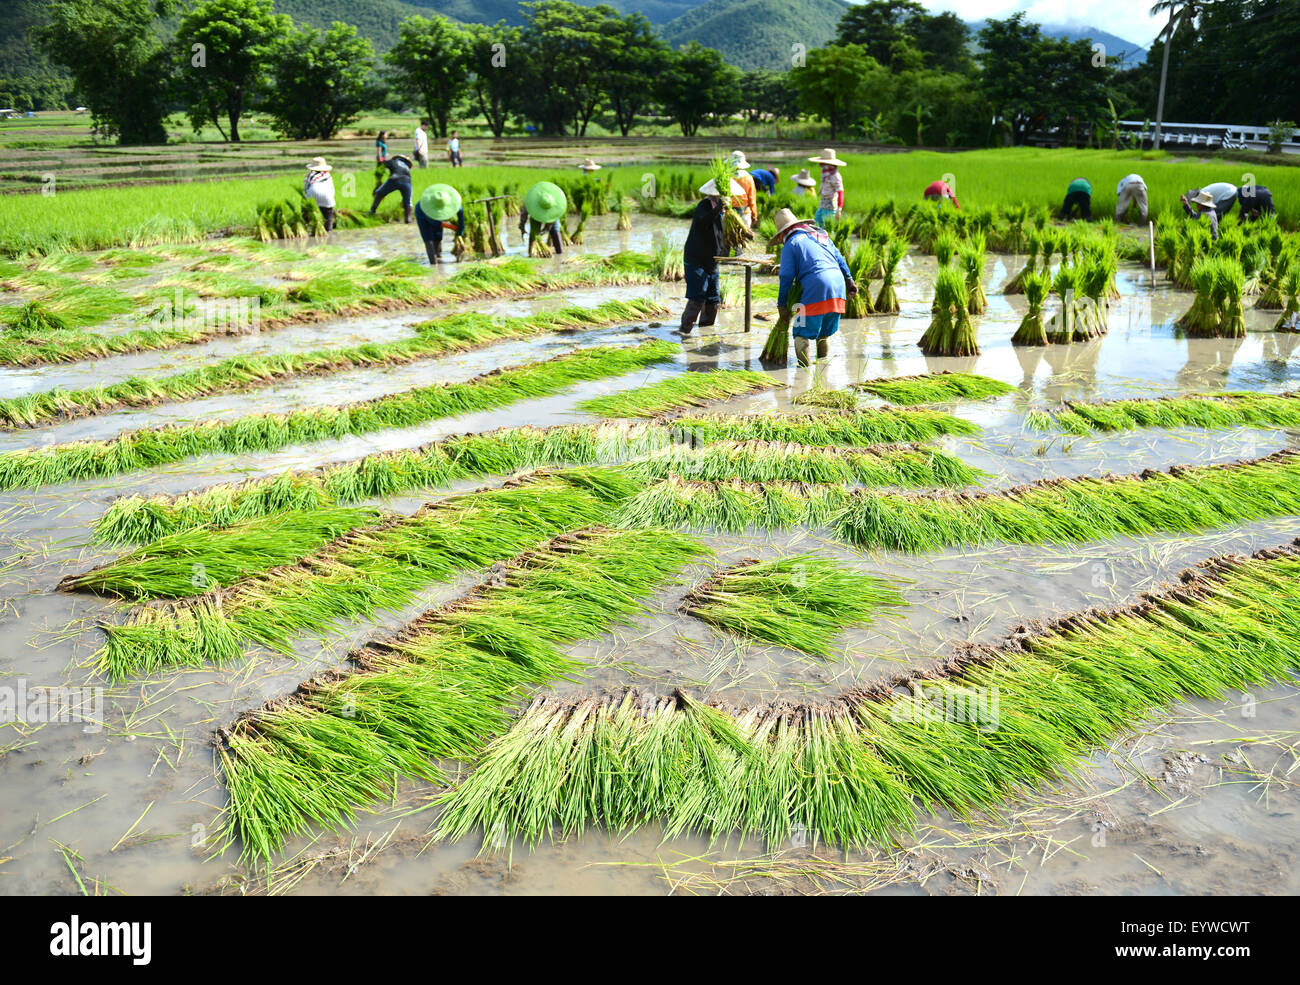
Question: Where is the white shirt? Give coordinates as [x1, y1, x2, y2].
[414, 128, 428, 154]
[1116, 173, 1145, 195]
[448, 137, 460, 153]
[304, 171, 335, 209]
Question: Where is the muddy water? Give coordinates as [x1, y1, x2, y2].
[3, 219, 1300, 895]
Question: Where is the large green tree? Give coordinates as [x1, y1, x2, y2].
[465, 22, 520, 138]
[834, 1, 971, 73]
[516, 1, 614, 137]
[385, 15, 470, 138]
[601, 13, 669, 137]
[654, 42, 741, 137]
[176, 0, 291, 142]
[34, 0, 175, 144]
[262, 22, 375, 140]
[791, 43, 889, 140]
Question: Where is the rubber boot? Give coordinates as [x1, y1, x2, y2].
[680, 299, 703, 335]
[425, 240, 439, 265]
[816, 337, 829, 359]
[794, 337, 811, 367]
[404, 206, 415, 224]
[699, 303, 719, 328]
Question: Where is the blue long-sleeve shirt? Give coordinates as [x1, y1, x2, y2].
[749, 169, 776, 194]
[778, 227, 851, 313]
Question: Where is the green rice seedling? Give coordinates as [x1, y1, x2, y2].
[1074, 253, 1110, 339]
[672, 406, 979, 447]
[1255, 246, 1292, 310]
[3, 300, 69, 334]
[793, 386, 858, 410]
[1154, 222, 1180, 270]
[683, 555, 907, 657]
[616, 197, 633, 231]
[854, 372, 1014, 405]
[1216, 257, 1248, 338]
[932, 229, 959, 266]
[650, 242, 684, 282]
[577, 370, 778, 418]
[845, 241, 877, 318]
[1045, 264, 1084, 344]
[1177, 255, 1221, 335]
[1001, 230, 1040, 295]
[873, 238, 908, 314]
[1027, 391, 1300, 434]
[1011, 270, 1052, 347]
[759, 279, 800, 363]
[919, 265, 977, 356]
[0, 341, 679, 490]
[958, 235, 988, 314]
[1275, 267, 1300, 331]
[218, 525, 710, 861]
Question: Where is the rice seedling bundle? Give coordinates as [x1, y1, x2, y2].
[1216, 258, 1248, 338]
[218, 525, 710, 861]
[1001, 231, 1040, 295]
[760, 279, 802, 364]
[683, 555, 907, 657]
[792, 387, 858, 410]
[1255, 246, 1292, 310]
[577, 369, 779, 419]
[672, 407, 979, 447]
[434, 540, 1300, 852]
[1027, 391, 1300, 435]
[958, 236, 988, 315]
[1074, 254, 1110, 340]
[616, 197, 633, 232]
[844, 241, 877, 318]
[918, 266, 977, 356]
[1011, 270, 1052, 347]
[3, 301, 70, 334]
[1154, 223, 1180, 270]
[0, 341, 679, 491]
[0, 300, 669, 430]
[931, 229, 959, 267]
[1045, 264, 1083, 344]
[1275, 267, 1300, 331]
[853, 372, 1014, 406]
[873, 239, 908, 314]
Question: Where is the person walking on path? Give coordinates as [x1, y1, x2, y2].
[375, 131, 388, 164]
[415, 184, 465, 265]
[518, 181, 567, 255]
[413, 122, 429, 167]
[749, 166, 780, 195]
[1115, 173, 1148, 223]
[727, 150, 758, 228]
[770, 207, 858, 366]
[680, 175, 741, 335]
[1060, 177, 1092, 220]
[303, 157, 336, 232]
[809, 148, 846, 226]
[447, 130, 463, 167]
[1187, 189, 1222, 240]
[922, 177, 960, 209]
[1181, 182, 1238, 220]
[1237, 184, 1276, 221]
[370, 153, 415, 223]
[791, 169, 816, 197]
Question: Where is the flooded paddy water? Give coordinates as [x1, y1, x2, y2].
[2, 215, 1299, 896]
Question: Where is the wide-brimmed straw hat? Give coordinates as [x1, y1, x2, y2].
[808, 148, 846, 166]
[769, 208, 811, 245]
[728, 150, 751, 170]
[1192, 189, 1216, 209]
[419, 183, 462, 221]
[699, 177, 744, 198]
[307, 156, 332, 172]
[578, 158, 602, 171]
[792, 168, 816, 187]
[524, 181, 567, 223]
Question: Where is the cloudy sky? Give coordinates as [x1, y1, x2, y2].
[920, 0, 1168, 46]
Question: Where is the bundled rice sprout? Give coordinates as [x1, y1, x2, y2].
[0, 341, 679, 490]
[683, 555, 907, 657]
[569, 203, 591, 246]
[1001, 230, 1040, 295]
[1074, 252, 1110, 339]
[932, 229, 959, 267]
[759, 279, 800, 363]
[217, 526, 710, 861]
[3, 300, 70, 334]
[918, 265, 977, 356]
[526, 218, 553, 257]
[1217, 257, 1248, 338]
[1275, 267, 1300, 332]
[671, 406, 979, 447]
[844, 241, 877, 318]
[1255, 245, 1292, 310]
[650, 242, 683, 281]
[958, 235, 987, 314]
[577, 369, 778, 418]
[1027, 390, 1300, 435]
[616, 197, 632, 231]
[1045, 264, 1085, 344]
[1011, 270, 1052, 347]
[873, 238, 907, 314]
[854, 371, 1014, 405]
[433, 540, 1300, 852]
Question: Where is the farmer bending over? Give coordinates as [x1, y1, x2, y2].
[1115, 173, 1148, 223]
[1060, 177, 1092, 220]
[1237, 184, 1276, 221]
[415, 184, 465, 265]
[749, 166, 780, 195]
[1186, 189, 1222, 240]
[518, 181, 566, 255]
[923, 177, 959, 209]
[770, 207, 858, 367]
[370, 153, 415, 223]
[680, 175, 740, 335]
[1181, 182, 1238, 221]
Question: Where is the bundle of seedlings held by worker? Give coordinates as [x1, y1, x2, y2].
[682, 554, 907, 658]
[1011, 269, 1052, 347]
[873, 238, 908, 314]
[759, 279, 801, 363]
[919, 265, 977, 356]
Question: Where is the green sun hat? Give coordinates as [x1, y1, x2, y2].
[419, 183, 462, 221]
[523, 181, 567, 223]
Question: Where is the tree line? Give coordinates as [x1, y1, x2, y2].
[24, 0, 1296, 148]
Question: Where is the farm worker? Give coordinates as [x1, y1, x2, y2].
[791, 168, 816, 197]
[375, 130, 388, 164]
[770, 207, 858, 366]
[680, 175, 742, 334]
[749, 167, 780, 195]
[448, 130, 463, 167]
[303, 157, 336, 232]
[519, 181, 567, 255]
[415, 184, 465, 265]
[1180, 182, 1237, 220]
[1115, 173, 1148, 223]
[370, 154, 415, 223]
[413, 122, 429, 167]
[1186, 189, 1222, 240]
[578, 158, 602, 173]
[1237, 184, 1276, 221]
[1060, 177, 1092, 221]
[809, 148, 846, 225]
[922, 178, 959, 209]
[728, 150, 758, 228]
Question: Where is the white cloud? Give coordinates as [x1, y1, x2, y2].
[917, 0, 1167, 47]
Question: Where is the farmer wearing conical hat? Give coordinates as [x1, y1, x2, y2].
[415, 183, 465, 265]
[808, 148, 845, 227]
[578, 158, 602, 172]
[791, 168, 817, 198]
[680, 175, 743, 335]
[518, 181, 567, 255]
[769, 207, 858, 366]
[303, 157, 336, 232]
[728, 150, 758, 228]
[1184, 187, 1223, 240]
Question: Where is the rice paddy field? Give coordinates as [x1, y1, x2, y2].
[5, 152, 1300, 898]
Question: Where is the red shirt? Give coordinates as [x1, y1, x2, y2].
[924, 180, 960, 209]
